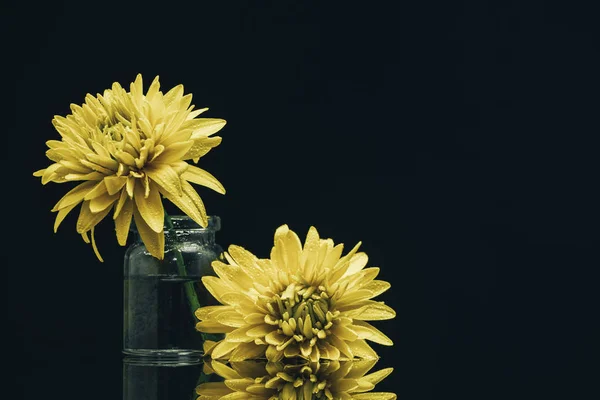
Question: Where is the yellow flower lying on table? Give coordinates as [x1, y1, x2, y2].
[195, 225, 396, 363]
[33, 74, 226, 261]
[196, 357, 396, 400]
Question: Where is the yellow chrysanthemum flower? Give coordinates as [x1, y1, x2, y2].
[195, 225, 395, 363]
[33, 74, 226, 260]
[196, 358, 397, 400]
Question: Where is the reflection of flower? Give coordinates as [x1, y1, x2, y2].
[195, 225, 395, 363]
[34, 74, 226, 260]
[196, 358, 396, 400]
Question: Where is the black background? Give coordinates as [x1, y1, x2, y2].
[6, 0, 599, 399]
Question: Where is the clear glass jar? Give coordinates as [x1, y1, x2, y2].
[123, 215, 223, 359]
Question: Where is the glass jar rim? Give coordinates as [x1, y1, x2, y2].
[130, 215, 221, 232]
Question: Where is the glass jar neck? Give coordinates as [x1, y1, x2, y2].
[168, 229, 216, 245]
[131, 215, 220, 246]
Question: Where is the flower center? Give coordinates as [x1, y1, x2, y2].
[103, 123, 126, 142]
[263, 360, 334, 400]
[265, 283, 340, 356]
[97, 120, 159, 177]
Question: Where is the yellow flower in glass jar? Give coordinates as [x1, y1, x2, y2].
[33, 74, 226, 260]
[196, 358, 397, 400]
[195, 225, 395, 363]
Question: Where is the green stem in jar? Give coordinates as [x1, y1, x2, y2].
[164, 211, 206, 341]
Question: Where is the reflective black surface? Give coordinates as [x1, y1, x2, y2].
[120, 357, 399, 400]
[122, 358, 204, 400]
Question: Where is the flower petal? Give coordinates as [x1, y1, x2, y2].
[53, 202, 78, 232]
[115, 196, 133, 246]
[223, 326, 255, 343]
[187, 118, 227, 137]
[215, 311, 247, 328]
[90, 226, 103, 262]
[351, 393, 397, 400]
[347, 339, 379, 360]
[51, 181, 97, 211]
[351, 320, 394, 346]
[89, 192, 119, 213]
[104, 175, 128, 195]
[212, 341, 240, 360]
[195, 305, 232, 320]
[246, 324, 277, 338]
[342, 301, 396, 321]
[335, 289, 376, 309]
[346, 359, 379, 380]
[211, 361, 242, 380]
[195, 320, 236, 334]
[362, 280, 391, 297]
[152, 140, 194, 164]
[230, 343, 267, 361]
[330, 378, 359, 393]
[64, 171, 105, 181]
[184, 136, 222, 162]
[145, 163, 183, 197]
[360, 368, 394, 387]
[76, 201, 111, 234]
[182, 165, 226, 194]
[231, 361, 270, 379]
[196, 382, 233, 396]
[344, 252, 369, 277]
[133, 181, 164, 233]
[157, 179, 208, 228]
[300, 226, 321, 279]
[201, 276, 230, 303]
[328, 333, 354, 359]
[132, 206, 164, 259]
[83, 180, 109, 201]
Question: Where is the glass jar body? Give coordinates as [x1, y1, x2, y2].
[123, 215, 222, 359]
